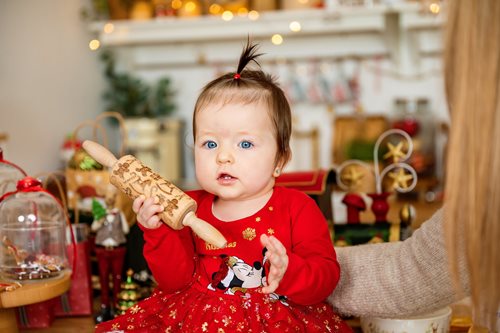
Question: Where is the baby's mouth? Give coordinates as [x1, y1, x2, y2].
[218, 173, 237, 181]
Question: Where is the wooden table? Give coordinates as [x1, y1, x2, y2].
[0, 272, 71, 333]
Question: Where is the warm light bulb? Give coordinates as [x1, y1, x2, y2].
[184, 1, 196, 13]
[103, 23, 114, 34]
[209, 4, 222, 14]
[289, 21, 301, 32]
[222, 10, 234, 21]
[429, 3, 440, 14]
[237, 7, 249, 16]
[248, 10, 259, 20]
[271, 34, 283, 45]
[172, 0, 183, 10]
[89, 39, 100, 51]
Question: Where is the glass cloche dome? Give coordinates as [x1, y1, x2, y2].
[0, 177, 69, 281]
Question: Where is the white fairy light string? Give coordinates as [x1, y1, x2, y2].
[336, 128, 418, 194]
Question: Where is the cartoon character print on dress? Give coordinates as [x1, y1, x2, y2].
[207, 255, 264, 295]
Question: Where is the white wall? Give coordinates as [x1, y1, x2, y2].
[0, 0, 104, 175]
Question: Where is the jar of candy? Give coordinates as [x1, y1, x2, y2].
[0, 177, 69, 281]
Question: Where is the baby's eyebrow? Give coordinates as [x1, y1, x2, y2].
[195, 132, 217, 140]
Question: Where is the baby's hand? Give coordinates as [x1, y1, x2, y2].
[132, 195, 164, 229]
[260, 234, 289, 294]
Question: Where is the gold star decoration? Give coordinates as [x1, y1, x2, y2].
[255, 217, 261, 222]
[268, 206, 274, 211]
[341, 166, 365, 188]
[388, 168, 413, 189]
[268, 228, 275, 235]
[242, 228, 256, 241]
[383, 141, 406, 162]
[111, 323, 120, 330]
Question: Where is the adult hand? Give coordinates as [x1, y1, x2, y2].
[132, 195, 164, 229]
[260, 234, 289, 294]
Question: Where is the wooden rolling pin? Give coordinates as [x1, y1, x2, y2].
[82, 140, 227, 249]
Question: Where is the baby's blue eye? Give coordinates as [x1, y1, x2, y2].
[204, 141, 217, 149]
[239, 141, 253, 149]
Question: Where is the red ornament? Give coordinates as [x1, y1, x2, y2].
[393, 117, 420, 137]
[342, 193, 366, 224]
[367, 192, 391, 223]
[233, 73, 241, 80]
[16, 177, 42, 192]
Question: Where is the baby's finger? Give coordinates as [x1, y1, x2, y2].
[266, 237, 285, 259]
[269, 256, 285, 270]
[146, 214, 162, 229]
[137, 200, 163, 224]
[132, 195, 146, 213]
[260, 234, 270, 248]
[269, 262, 284, 279]
[145, 202, 164, 217]
[266, 249, 286, 268]
[262, 279, 279, 294]
[263, 239, 279, 257]
[269, 236, 287, 256]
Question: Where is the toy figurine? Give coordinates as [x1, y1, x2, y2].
[342, 193, 366, 224]
[91, 191, 129, 323]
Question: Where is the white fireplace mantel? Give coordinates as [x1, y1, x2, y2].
[88, 3, 443, 70]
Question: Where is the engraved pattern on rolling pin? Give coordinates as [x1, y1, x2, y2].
[110, 155, 196, 229]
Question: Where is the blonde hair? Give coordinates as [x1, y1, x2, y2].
[444, 0, 500, 329]
[192, 42, 292, 167]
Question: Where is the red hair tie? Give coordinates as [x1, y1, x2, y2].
[233, 73, 241, 80]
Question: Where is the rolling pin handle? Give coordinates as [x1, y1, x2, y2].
[182, 212, 227, 249]
[82, 140, 118, 168]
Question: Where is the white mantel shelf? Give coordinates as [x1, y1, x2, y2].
[89, 3, 443, 47]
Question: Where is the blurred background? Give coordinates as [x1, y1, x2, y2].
[0, 0, 449, 184]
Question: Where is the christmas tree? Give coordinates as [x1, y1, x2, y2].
[116, 269, 142, 315]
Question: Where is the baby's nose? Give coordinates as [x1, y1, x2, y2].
[217, 149, 234, 164]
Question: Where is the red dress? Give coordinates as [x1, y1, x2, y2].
[96, 187, 352, 333]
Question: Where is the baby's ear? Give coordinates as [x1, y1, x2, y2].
[273, 155, 289, 178]
[273, 167, 281, 178]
